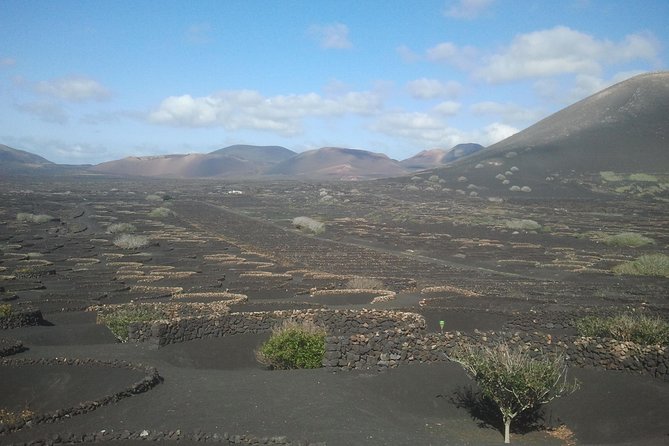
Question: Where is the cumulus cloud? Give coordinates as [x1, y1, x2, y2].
[148, 89, 381, 135]
[35, 76, 111, 102]
[406, 78, 463, 99]
[432, 101, 461, 115]
[426, 42, 478, 69]
[481, 122, 518, 144]
[444, 0, 495, 19]
[308, 23, 352, 49]
[371, 111, 466, 148]
[470, 101, 542, 124]
[478, 26, 660, 83]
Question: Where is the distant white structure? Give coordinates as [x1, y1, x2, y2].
[227, 190, 243, 195]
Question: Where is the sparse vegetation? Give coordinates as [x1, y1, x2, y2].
[107, 223, 137, 234]
[612, 254, 669, 277]
[575, 313, 669, 345]
[503, 219, 541, 231]
[145, 194, 163, 201]
[347, 276, 384, 290]
[0, 407, 35, 425]
[292, 216, 325, 234]
[450, 343, 578, 444]
[602, 232, 654, 248]
[148, 207, 172, 218]
[113, 234, 150, 249]
[600, 171, 624, 182]
[0, 303, 12, 317]
[628, 173, 658, 182]
[96, 306, 165, 341]
[16, 213, 54, 223]
[256, 319, 326, 369]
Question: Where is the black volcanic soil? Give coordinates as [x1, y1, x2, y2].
[1, 174, 668, 445]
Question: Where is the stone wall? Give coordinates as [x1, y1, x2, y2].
[121, 307, 668, 380]
[0, 308, 43, 330]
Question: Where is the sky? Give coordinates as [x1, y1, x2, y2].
[1, 0, 667, 165]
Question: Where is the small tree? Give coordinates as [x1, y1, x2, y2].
[450, 342, 578, 444]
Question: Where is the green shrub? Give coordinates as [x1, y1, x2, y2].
[292, 216, 325, 235]
[612, 254, 669, 277]
[600, 232, 654, 247]
[0, 303, 12, 318]
[599, 171, 624, 182]
[113, 234, 150, 249]
[257, 319, 326, 369]
[347, 276, 385, 290]
[450, 343, 578, 444]
[96, 306, 165, 341]
[503, 219, 541, 231]
[575, 313, 669, 345]
[145, 194, 163, 202]
[149, 207, 172, 218]
[107, 223, 137, 234]
[628, 173, 658, 182]
[16, 213, 54, 223]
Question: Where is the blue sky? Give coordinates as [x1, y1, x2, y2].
[1, 0, 667, 164]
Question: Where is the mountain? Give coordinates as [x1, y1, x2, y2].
[210, 145, 296, 163]
[420, 72, 669, 196]
[91, 145, 294, 178]
[0, 144, 53, 166]
[268, 147, 408, 180]
[401, 143, 484, 170]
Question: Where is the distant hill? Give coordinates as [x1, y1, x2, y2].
[0, 144, 53, 166]
[401, 143, 484, 170]
[210, 145, 296, 163]
[268, 147, 408, 180]
[419, 72, 669, 196]
[91, 145, 294, 178]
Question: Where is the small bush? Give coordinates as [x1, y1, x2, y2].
[600, 171, 624, 182]
[145, 194, 163, 202]
[451, 343, 578, 444]
[575, 313, 669, 345]
[602, 232, 654, 248]
[149, 207, 172, 218]
[612, 254, 669, 277]
[628, 173, 658, 182]
[16, 213, 54, 223]
[96, 306, 165, 341]
[0, 407, 35, 425]
[292, 216, 325, 235]
[504, 219, 541, 231]
[256, 319, 326, 369]
[113, 234, 150, 249]
[0, 303, 12, 318]
[347, 276, 384, 290]
[107, 223, 137, 234]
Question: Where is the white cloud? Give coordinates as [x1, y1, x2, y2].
[433, 101, 461, 115]
[371, 112, 470, 148]
[426, 42, 478, 69]
[444, 0, 495, 19]
[1, 57, 16, 67]
[15, 101, 68, 124]
[470, 101, 542, 124]
[148, 89, 381, 135]
[308, 23, 352, 49]
[406, 78, 462, 99]
[534, 70, 649, 105]
[478, 26, 660, 83]
[35, 76, 111, 102]
[396, 45, 420, 63]
[481, 122, 518, 145]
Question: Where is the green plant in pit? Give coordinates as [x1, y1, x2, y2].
[16, 213, 54, 223]
[107, 223, 137, 234]
[113, 234, 150, 249]
[503, 219, 541, 231]
[602, 232, 654, 247]
[0, 303, 12, 317]
[599, 171, 624, 182]
[148, 207, 172, 218]
[292, 216, 325, 235]
[256, 319, 326, 369]
[96, 306, 165, 341]
[628, 173, 658, 182]
[612, 254, 669, 277]
[347, 276, 385, 290]
[575, 313, 669, 345]
[450, 343, 578, 444]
